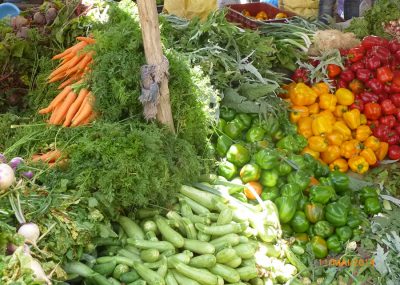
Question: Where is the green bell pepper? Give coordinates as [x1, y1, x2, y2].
[297, 195, 308, 211]
[359, 186, 379, 202]
[281, 223, 293, 237]
[226, 144, 250, 167]
[303, 154, 318, 173]
[264, 116, 280, 136]
[273, 129, 285, 141]
[220, 107, 236, 121]
[239, 163, 261, 183]
[364, 197, 381, 215]
[325, 202, 348, 227]
[275, 196, 297, 224]
[255, 140, 270, 150]
[276, 134, 307, 153]
[217, 118, 227, 134]
[232, 192, 248, 203]
[326, 235, 342, 253]
[261, 186, 280, 201]
[290, 211, 310, 233]
[311, 236, 328, 259]
[216, 135, 233, 157]
[313, 160, 331, 178]
[218, 161, 238, 180]
[294, 233, 309, 245]
[309, 185, 335, 205]
[287, 170, 312, 191]
[223, 121, 242, 140]
[319, 177, 333, 187]
[287, 154, 307, 169]
[281, 183, 301, 202]
[337, 195, 351, 210]
[347, 208, 362, 228]
[313, 221, 334, 238]
[328, 171, 350, 193]
[235, 113, 252, 131]
[304, 203, 324, 224]
[255, 148, 279, 170]
[278, 160, 292, 176]
[245, 126, 266, 142]
[335, 226, 352, 242]
[260, 169, 279, 187]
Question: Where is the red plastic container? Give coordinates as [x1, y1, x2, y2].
[225, 3, 297, 30]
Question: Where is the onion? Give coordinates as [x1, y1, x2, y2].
[18, 223, 40, 245]
[0, 153, 6, 163]
[9, 157, 24, 170]
[0, 163, 16, 191]
[22, 171, 34, 180]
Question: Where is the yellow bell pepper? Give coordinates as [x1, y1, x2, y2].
[360, 114, 367, 125]
[321, 145, 341, 164]
[348, 156, 369, 174]
[319, 93, 337, 112]
[335, 88, 355, 106]
[289, 83, 318, 106]
[308, 103, 320, 115]
[340, 140, 358, 159]
[312, 115, 333, 136]
[375, 142, 389, 161]
[308, 136, 329, 152]
[302, 147, 320, 159]
[343, 109, 361, 130]
[297, 117, 313, 138]
[312, 82, 330, 96]
[329, 158, 349, 173]
[364, 136, 381, 151]
[326, 131, 344, 146]
[355, 125, 372, 142]
[319, 110, 336, 125]
[333, 121, 352, 140]
[360, 148, 377, 165]
[290, 105, 309, 123]
[333, 105, 348, 118]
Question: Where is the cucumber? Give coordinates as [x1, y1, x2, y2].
[128, 280, 147, 285]
[197, 231, 211, 242]
[216, 248, 237, 264]
[137, 208, 159, 219]
[174, 262, 218, 285]
[225, 256, 242, 268]
[209, 264, 240, 283]
[167, 251, 193, 268]
[120, 270, 140, 283]
[195, 223, 246, 236]
[236, 266, 258, 281]
[142, 220, 158, 233]
[189, 254, 216, 268]
[113, 264, 129, 280]
[233, 244, 256, 259]
[216, 208, 232, 225]
[127, 239, 175, 252]
[157, 257, 168, 278]
[183, 239, 215, 255]
[165, 272, 178, 285]
[155, 216, 185, 248]
[96, 256, 134, 267]
[140, 249, 160, 263]
[172, 270, 201, 285]
[133, 262, 165, 285]
[210, 234, 240, 251]
[118, 249, 141, 261]
[118, 216, 144, 240]
[108, 277, 121, 285]
[92, 261, 116, 276]
[180, 196, 210, 215]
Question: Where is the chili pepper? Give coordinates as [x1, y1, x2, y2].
[333, 121, 352, 140]
[348, 47, 365, 62]
[366, 78, 384, 94]
[325, 201, 348, 227]
[327, 64, 342, 79]
[336, 226, 353, 242]
[348, 156, 369, 174]
[245, 126, 266, 142]
[388, 145, 400, 159]
[350, 60, 365, 71]
[371, 46, 391, 61]
[343, 109, 361, 129]
[301, 148, 319, 161]
[254, 148, 279, 170]
[362, 35, 389, 49]
[291, 68, 309, 83]
[360, 147, 377, 165]
[304, 203, 324, 224]
[297, 117, 313, 138]
[379, 94, 390, 105]
[350, 95, 364, 111]
[287, 170, 312, 191]
[264, 116, 280, 136]
[356, 125, 372, 141]
[319, 93, 337, 111]
[376, 66, 393, 83]
[335, 88, 354, 106]
[297, 195, 309, 211]
[240, 163, 261, 183]
[278, 161, 292, 176]
[381, 99, 397, 115]
[395, 123, 400, 135]
[216, 135, 233, 157]
[281, 223, 293, 237]
[329, 158, 349, 173]
[333, 105, 348, 118]
[308, 136, 328, 152]
[290, 105, 309, 123]
[275, 196, 297, 223]
[319, 110, 336, 124]
[359, 186, 378, 202]
[339, 69, 355, 82]
[337, 79, 348, 89]
[356, 68, 373, 82]
[276, 134, 307, 153]
[393, 71, 400, 86]
[226, 143, 250, 167]
[364, 197, 382, 215]
[290, 211, 310, 233]
[261, 186, 280, 201]
[218, 161, 238, 180]
[309, 185, 335, 205]
[288, 154, 307, 170]
[220, 107, 236, 121]
[313, 221, 334, 238]
[387, 132, 400, 145]
[379, 115, 396, 128]
[365, 55, 382, 70]
[389, 39, 400, 53]
[360, 91, 379, 103]
[348, 79, 364, 94]
[395, 50, 400, 61]
[327, 235, 342, 253]
[260, 169, 279, 187]
[364, 102, 382, 120]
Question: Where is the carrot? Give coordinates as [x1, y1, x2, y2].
[38, 106, 52, 114]
[71, 95, 94, 126]
[32, 150, 62, 163]
[49, 54, 83, 79]
[64, 41, 87, 54]
[52, 91, 77, 125]
[49, 86, 72, 109]
[76, 36, 96, 44]
[63, 88, 89, 127]
[57, 74, 81, 90]
[49, 103, 61, 124]
[48, 72, 67, 83]
[52, 50, 71, 60]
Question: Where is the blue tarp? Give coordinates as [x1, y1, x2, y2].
[0, 3, 20, 20]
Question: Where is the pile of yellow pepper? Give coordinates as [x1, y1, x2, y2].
[285, 82, 389, 174]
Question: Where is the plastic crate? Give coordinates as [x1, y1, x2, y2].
[225, 3, 296, 30]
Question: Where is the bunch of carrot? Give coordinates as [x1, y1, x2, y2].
[39, 36, 97, 127]
[31, 149, 68, 168]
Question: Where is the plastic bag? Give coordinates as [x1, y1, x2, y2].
[164, 0, 217, 21]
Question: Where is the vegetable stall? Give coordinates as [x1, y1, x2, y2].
[1, 0, 400, 284]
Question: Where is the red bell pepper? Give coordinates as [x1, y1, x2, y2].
[360, 91, 379, 103]
[348, 79, 364, 94]
[368, 120, 380, 130]
[394, 124, 400, 135]
[310, 59, 320, 67]
[366, 78, 384, 94]
[348, 47, 365, 63]
[327, 64, 342, 79]
[364, 102, 382, 120]
[373, 124, 390, 140]
[291, 68, 309, 83]
[395, 50, 400, 61]
[356, 69, 372, 82]
[387, 132, 400, 145]
[339, 69, 355, 82]
[351, 61, 365, 72]
[380, 115, 396, 128]
[379, 93, 390, 104]
[361, 36, 389, 49]
[393, 71, 400, 87]
[383, 84, 392, 94]
[396, 108, 400, 121]
[389, 39, 400, 53]
[337, 79, 348, 89]
[371, 46, 391, 64]
[366, 56, 382, 70]
[340, 49, 349, 56]
[390, 83, 400, 94]
[376, 66, 394, 83]
[381, 99, 397, 115]
[350, 95, 364, 112]
[388, 145, 400, 160]
[391, 94, 400, 107]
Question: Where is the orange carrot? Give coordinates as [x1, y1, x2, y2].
[49, 104, 61, 124]
[52, 50, 71, 60]
[76, 36, 96, 44]
[38, 106, 52, 114]
[53, 91, 77, 125]
[71, 95, 94, 126]
[57, 75, 81, 90]
[63, 89, 89, 127]
[49, 54, 83, 79]
[48, 72, 67, 83]
[64, 41, 87, 54]
[49, 86, 72, 109]
[32, 150, 62, 163]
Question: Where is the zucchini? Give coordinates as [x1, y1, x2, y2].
[180, 200, 193, 217]
[216, 276, 224, 285]
[128, 280, 147, 285]
[183, 239, 215, 255]
[140, 249, 160, 263]
[283, 246, 310, 277]
[210, 264, 240, 283]
[197, 231, 211, 242]
[118, 216, 144, 240]
[189, 254, 216, 269]
[210, 234, 240, 251]
[118, 249, 141, 261]
[259, 243, 281, 258]
[216, 208, 233, 225]
[157, 257, 168, 278]
[146, 231, 159, 242]
[236, 266, 258, 281]
[143, 259, 165, 269]
[137, 208, 160, 220]
[225, 256, 242, 268]
[155, 216, 185, 248]
[96, 256, 134, 267]
[166, 211, 186, 235]
[216, 248, 237, 264]
[120, 270, 140, 283]
[188, 214, 211, 225]
[133, 262, 165, 285]
[108, 277, 121, 285]
[172, 270, 201, 285]
[250, 278, 263, 285]
[142, 220, 158, 233]
[238, 236, 249, 244]
[258, 225, 277, 243]
[160, 249, 176, 257]
[92, 261, 116, 276]
[167, 251, 193, 268]
[201, 213, 219, 222]
[113, 264, 129, 280]
[181, 218, 197, 240]
[165, 272, 178, 285]
[195, 223, 246, 236]
[174, 262, 218, 285]
[180, 185, 221, 210]
[125, 245, 141, 255]
[127, 239, 175, 252]
[179, 196, 210, 215]
[241, 258, 255, 267]
[233, 244, 256, 259]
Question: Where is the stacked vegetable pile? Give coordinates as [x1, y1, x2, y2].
[286, 81, 387, 174]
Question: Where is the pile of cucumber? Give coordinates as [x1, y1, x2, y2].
[64, 185, 309, 285]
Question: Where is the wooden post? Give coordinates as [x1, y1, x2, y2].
[137, 0, 175, 133]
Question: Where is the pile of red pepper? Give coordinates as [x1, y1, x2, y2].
[329, 36, 400, 160]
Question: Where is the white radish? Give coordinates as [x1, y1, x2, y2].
[18, 223, 40, 245]
[30, 258, 52, 284]
[0, 163, 16, 190]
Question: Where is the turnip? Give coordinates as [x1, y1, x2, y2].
[33, 12, 46, 25]
[0, 153, 6, 163]
[9, 157, 24, 170]
[18, 223, 40, 246]
[11, 16, 28, 29]
[16, 27, 29, 39]
[45, 8, 57, 25]
[30, 258, 52, 284]
[0, 163, 16, 190]
[22, 171, 34, 180]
